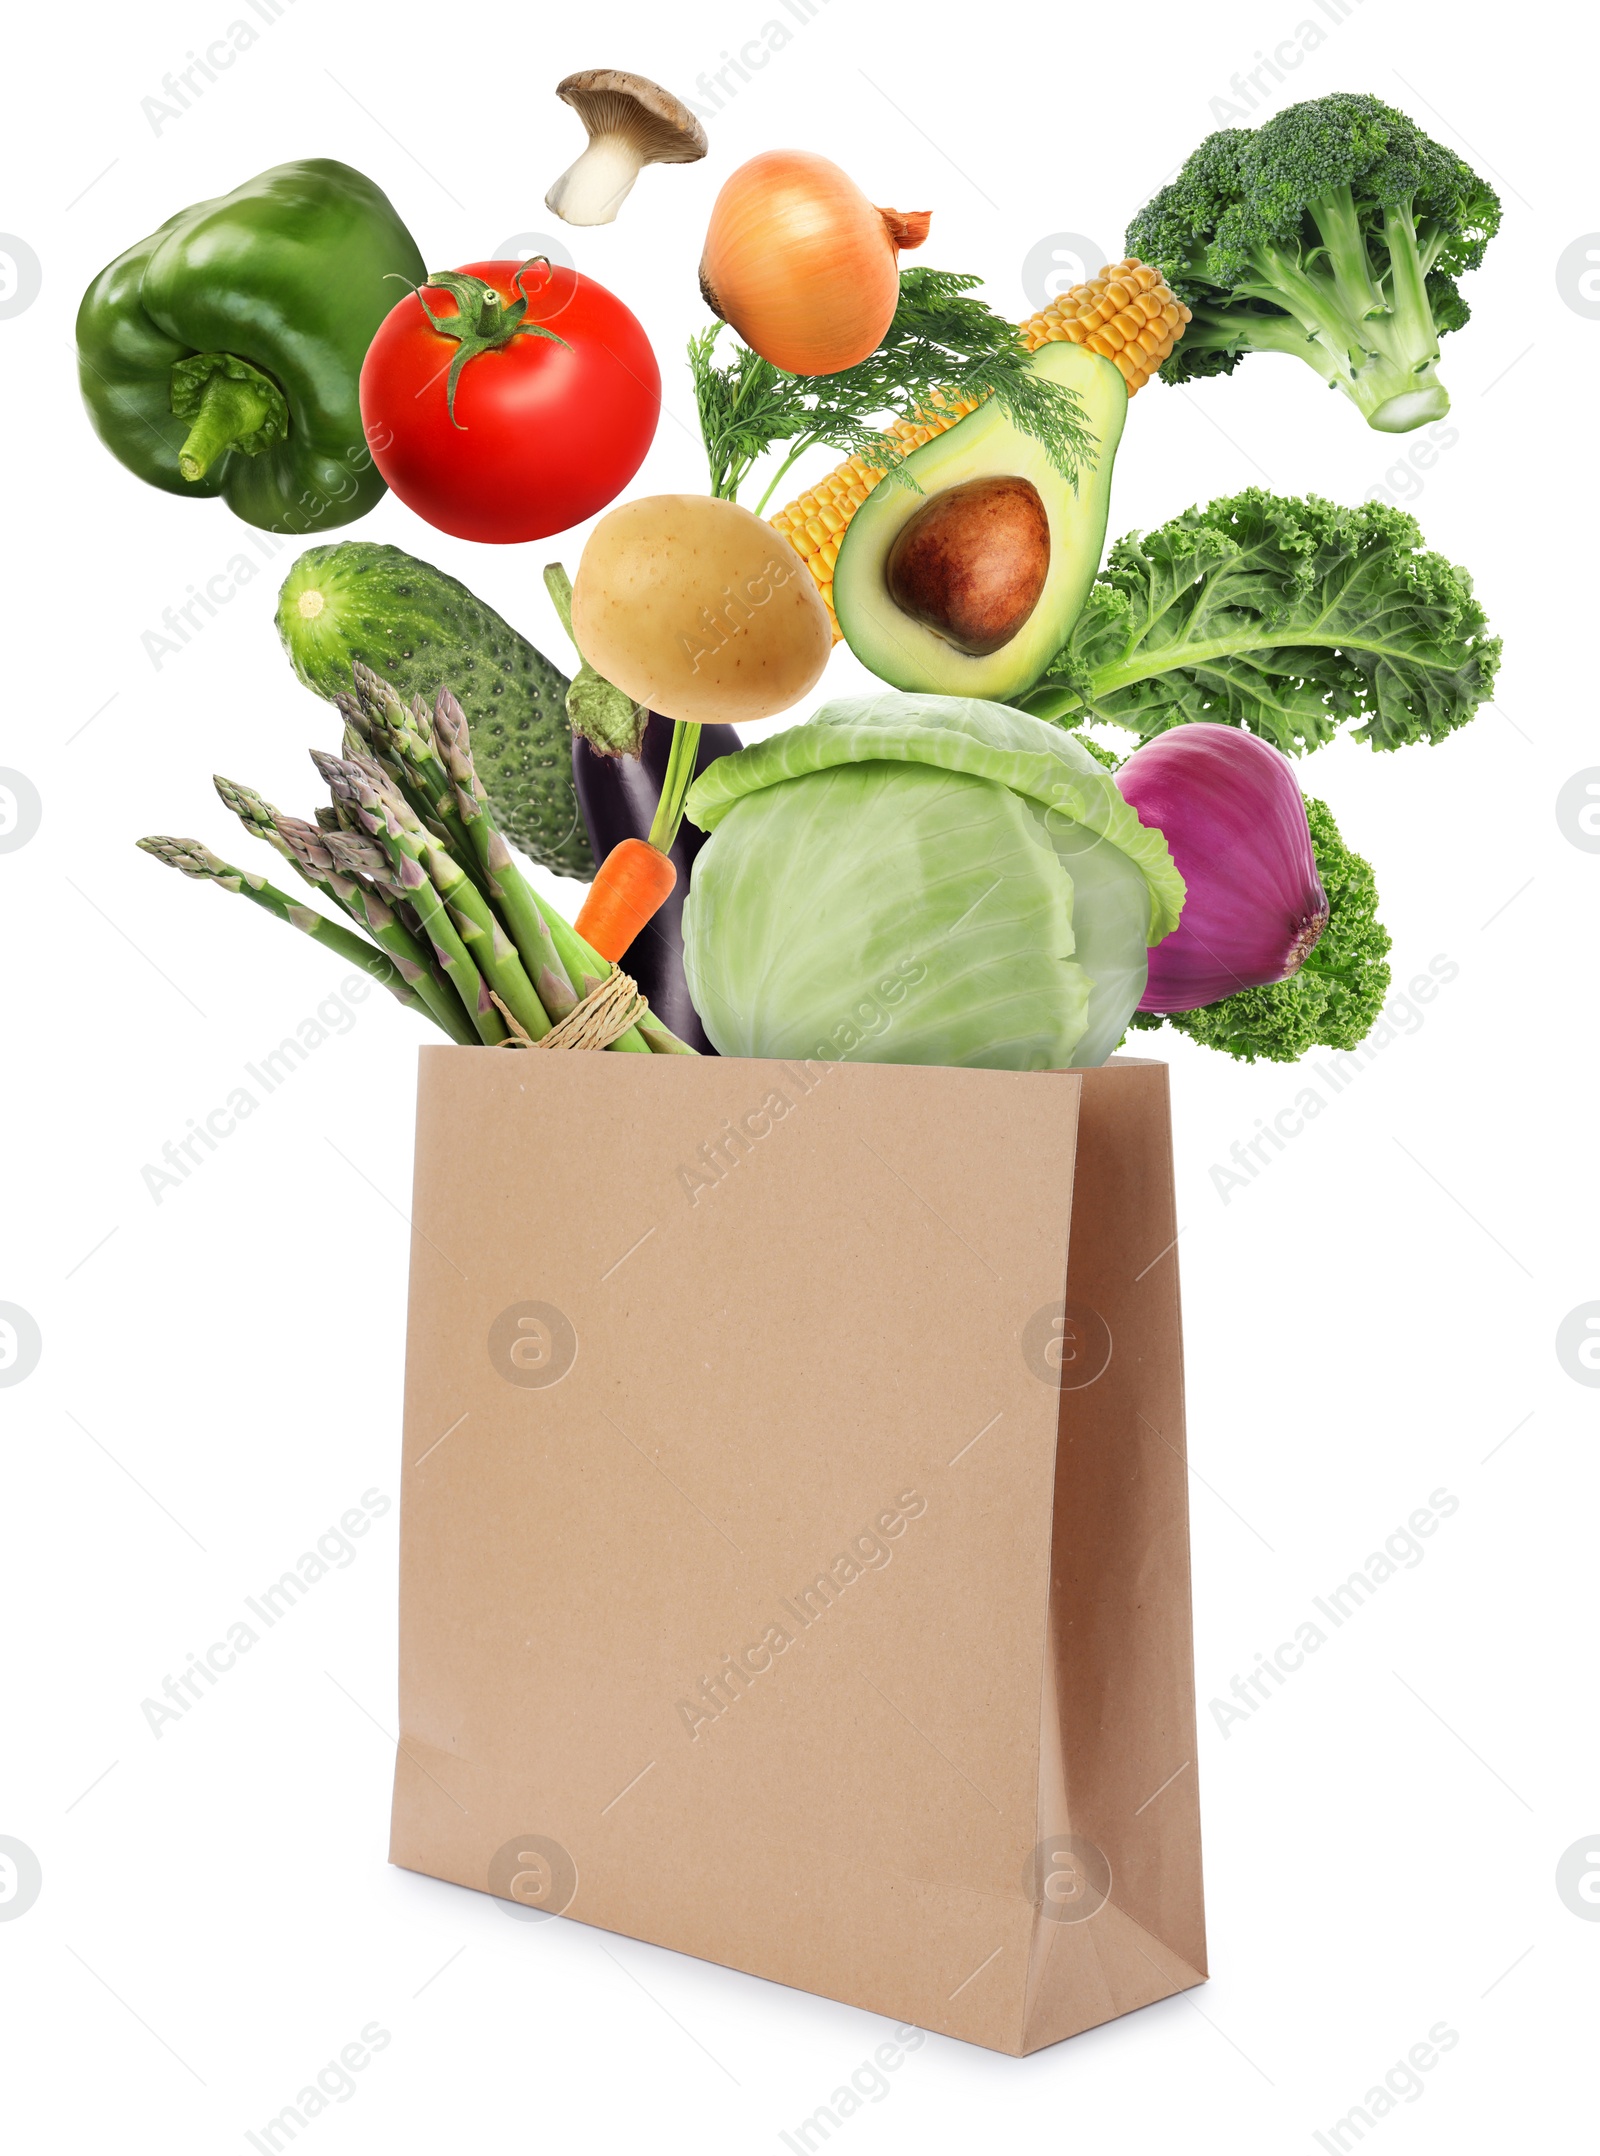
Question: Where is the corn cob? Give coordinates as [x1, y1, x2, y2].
[771, 259, 1190, 636]
[1017, 258, 1190, 391]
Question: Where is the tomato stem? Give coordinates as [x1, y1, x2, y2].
[398, 263, 571, 428]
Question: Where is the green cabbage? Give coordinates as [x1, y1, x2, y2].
[1028, 804, 1156, 1066]
[681, 692, 1183, 1071]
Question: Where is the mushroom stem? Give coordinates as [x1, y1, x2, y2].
[545, 134, 650, 225]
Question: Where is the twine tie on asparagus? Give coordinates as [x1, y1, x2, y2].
[492, 967, 648, 1052]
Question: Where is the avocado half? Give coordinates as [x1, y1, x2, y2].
[831, 342, 1127, 701]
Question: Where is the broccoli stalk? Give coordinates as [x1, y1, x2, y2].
[1131, 796, 1391, 1062]
[1127, 94, 1501, 433]
[1184, 196, 1452, 431]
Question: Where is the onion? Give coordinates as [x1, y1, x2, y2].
[1117, 724, 1328, 1012]
[698, 150, 930, 377]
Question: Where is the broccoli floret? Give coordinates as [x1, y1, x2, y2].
[1126, 93, 1501, 433]
[1132, 797, 1392, 1062]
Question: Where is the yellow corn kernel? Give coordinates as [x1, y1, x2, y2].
[1019, 257, 1191, 392]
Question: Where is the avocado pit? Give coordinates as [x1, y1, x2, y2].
[883, 475, 1051, 657]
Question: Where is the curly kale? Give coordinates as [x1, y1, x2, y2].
[1125, 93, 1501, 432]
[1131, 796, 1391, 1062]
[1020, 489, 1500, 755]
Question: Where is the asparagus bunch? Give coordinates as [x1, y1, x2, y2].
[138, 667, 695, 1055]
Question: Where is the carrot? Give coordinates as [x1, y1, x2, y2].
[574, 837, 679, 963]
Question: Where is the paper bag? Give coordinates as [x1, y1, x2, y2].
[389, 1048, 1205, 2055]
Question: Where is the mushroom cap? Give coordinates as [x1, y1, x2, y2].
[554, 70, 708, 165]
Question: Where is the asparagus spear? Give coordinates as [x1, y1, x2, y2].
[333, 692, 442, 844]
[430, 689, 582, 1019]
[323, 813, 543, 1044]
[344, 666, 487, 879]
[337, 748, 556, 1044]
[275, 813, 475, 1045]
[314, 753, 518, 1045]
[135, 837, 431, 1019]
[213, 775, 299, 864]
[211, 775, 473, 1045]
[218, 773, 393, 938]
[315, 758, 504, 1044]
[313, 825, 461, 1034]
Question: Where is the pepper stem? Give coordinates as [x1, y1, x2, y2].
[177, 372, 276, 482]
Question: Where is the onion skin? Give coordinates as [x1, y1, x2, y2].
[698, 150, 930, 376]
[1118, 724, 1329, 1013]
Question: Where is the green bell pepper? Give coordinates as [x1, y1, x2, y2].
[75, 158, 425, 536]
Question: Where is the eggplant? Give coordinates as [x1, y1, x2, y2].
[572, 716, 741, 1054]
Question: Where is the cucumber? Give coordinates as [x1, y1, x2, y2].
[275, 542, 593, 879]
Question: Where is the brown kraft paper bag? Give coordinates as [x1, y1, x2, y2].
[389, 1047, 1206, 2055]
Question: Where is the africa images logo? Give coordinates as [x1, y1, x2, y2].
[675, 1490, 927, 1737]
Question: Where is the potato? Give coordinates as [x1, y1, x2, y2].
[570, 495, 833, 725]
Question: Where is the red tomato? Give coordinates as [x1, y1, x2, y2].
[359, 259, 660, 544]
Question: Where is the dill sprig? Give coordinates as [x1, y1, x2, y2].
[689, 269, 1098, 510]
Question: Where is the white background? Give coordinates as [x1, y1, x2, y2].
[3, 0, 1596, 2147]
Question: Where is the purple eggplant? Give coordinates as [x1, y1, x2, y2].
[572, 716, 741, 1053]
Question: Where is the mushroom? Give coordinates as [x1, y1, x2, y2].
[544, 70, 708, 227]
